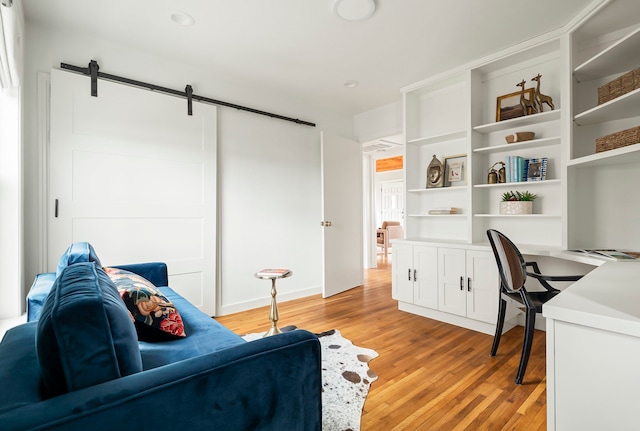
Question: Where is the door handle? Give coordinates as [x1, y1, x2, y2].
[408, 269, 411, 281]
[467, 277, 471, 292]
[460, 276, 464, 290]
[320, 221, 332, 227]
[414, 269, 417, 281]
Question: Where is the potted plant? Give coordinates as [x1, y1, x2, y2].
[500, 190, 537, 215]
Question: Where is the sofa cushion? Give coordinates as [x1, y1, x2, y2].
[139, 287, 246, 370]
[0, 322, 43, 414]
[104, 267, 186, 340]
[36, 263, 142, 398]
[56, 242, 102, 277]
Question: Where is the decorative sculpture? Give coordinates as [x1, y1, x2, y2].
[426, 155, 444, 188]
[532, 73, 554, 112]
[517, 79, 537, 116]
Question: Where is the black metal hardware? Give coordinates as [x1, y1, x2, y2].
[60, 61, 316, 126]
[89, 60, 99, 97]
[467, 277, 471, 292]
[413, 269, 417, 281]
[408, 269, 411, 281]
[185, 85, 193, 116]
[460, 276, 464, 290]
[54, 199, 59, 218]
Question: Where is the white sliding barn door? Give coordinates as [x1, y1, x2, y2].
[48, 69, 217, 315]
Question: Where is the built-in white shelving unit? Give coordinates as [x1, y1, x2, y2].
[393, 0, 640, 344]
[567, 0, 640, 250]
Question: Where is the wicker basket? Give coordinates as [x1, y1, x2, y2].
[598, 67, 640, 105]
[596, 126, 640, 153]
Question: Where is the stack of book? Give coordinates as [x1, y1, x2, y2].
[503, 156, 548, 182]
[428, 207, 459, 215]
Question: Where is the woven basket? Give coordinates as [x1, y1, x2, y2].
[596, 126, 640, 153]
[598, 67, 640, 105]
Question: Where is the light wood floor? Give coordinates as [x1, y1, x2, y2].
[216, 256, 547, 430]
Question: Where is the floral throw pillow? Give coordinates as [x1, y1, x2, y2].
[104, 267, 186, 340]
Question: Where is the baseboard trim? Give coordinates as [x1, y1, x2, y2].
[398, 302, 518, 336]
[217, 286, 320, 316]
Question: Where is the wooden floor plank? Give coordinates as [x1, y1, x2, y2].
[216, 255, 547, 430]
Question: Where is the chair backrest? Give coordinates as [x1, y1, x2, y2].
[381, 220, 401, 229]
[387, 225, 403, 241]
[486, 229, 527, 293]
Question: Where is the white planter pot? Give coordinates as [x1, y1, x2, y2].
[500, 201, 533, 215]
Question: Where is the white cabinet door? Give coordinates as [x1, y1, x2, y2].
[438, 248, 467, 316]
[466, 250, 498, 324]
[414, 246, 438, 309]
[392, 244, 414, 303]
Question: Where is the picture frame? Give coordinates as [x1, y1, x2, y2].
[496, 88, 535, 122]
[527, 157, 547, 181]
[443, 154, 467, 187]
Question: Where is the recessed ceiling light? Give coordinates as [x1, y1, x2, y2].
[170, 11, 195, 26]
[331, 0, 375, 21]
[344, 80, 359, 88]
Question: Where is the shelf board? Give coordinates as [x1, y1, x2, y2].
[473, 110, 561, 134]
[408, 185, 468, 193]
[574, 26, 640, 82]
[473, 136, 561, 154]
[474, 214, 561, 218]
[573, 88, 640, 125]
[408, 214, 468, 218]
[473, 179, 560, 188]
[407, 129, 467, 146]
[568, 142, 640, 168]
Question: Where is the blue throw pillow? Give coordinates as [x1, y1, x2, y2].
[55, 242, 102, 277]
[36, 262, 142, 398]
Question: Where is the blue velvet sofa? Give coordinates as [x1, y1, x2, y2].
[0, 243, 322, 430]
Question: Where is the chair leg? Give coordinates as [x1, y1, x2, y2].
[515, 308, 536, 385]
[491, 298, 507, 356]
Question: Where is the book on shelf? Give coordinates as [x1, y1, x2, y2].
[504, 156, 528, 182]
[428, 207, 459, 215]
[570, 249, 639, 261]
[256, 268, 292, 277]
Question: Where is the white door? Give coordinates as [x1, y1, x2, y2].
[392, 244, 413, 303]
[321, 131, 363, 297]
[414, 245, 438, 309]
[438, 247, 466, 316]
[48, 69, 217, 315]
[466, 250, 499, 324]
[380, 180, 404, 225]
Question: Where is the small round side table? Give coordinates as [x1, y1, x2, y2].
[255, 269, 292, 337]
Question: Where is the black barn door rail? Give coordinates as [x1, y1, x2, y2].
[60, 60, 316, 127]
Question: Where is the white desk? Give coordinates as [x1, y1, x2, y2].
[543, 259, 640, 431]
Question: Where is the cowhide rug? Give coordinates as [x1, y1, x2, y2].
[242, 328, 378, 431]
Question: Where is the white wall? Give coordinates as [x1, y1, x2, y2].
[0, 86, 23, 319]
[23, 23, 353, 315]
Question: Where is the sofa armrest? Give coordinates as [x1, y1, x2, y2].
[0, 330, 322, 431]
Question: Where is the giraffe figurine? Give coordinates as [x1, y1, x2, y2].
[517, 79, 537, 116]
[532, 73, 554, 112]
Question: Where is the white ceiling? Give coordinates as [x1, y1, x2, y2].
[23, 0, 596, 117]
